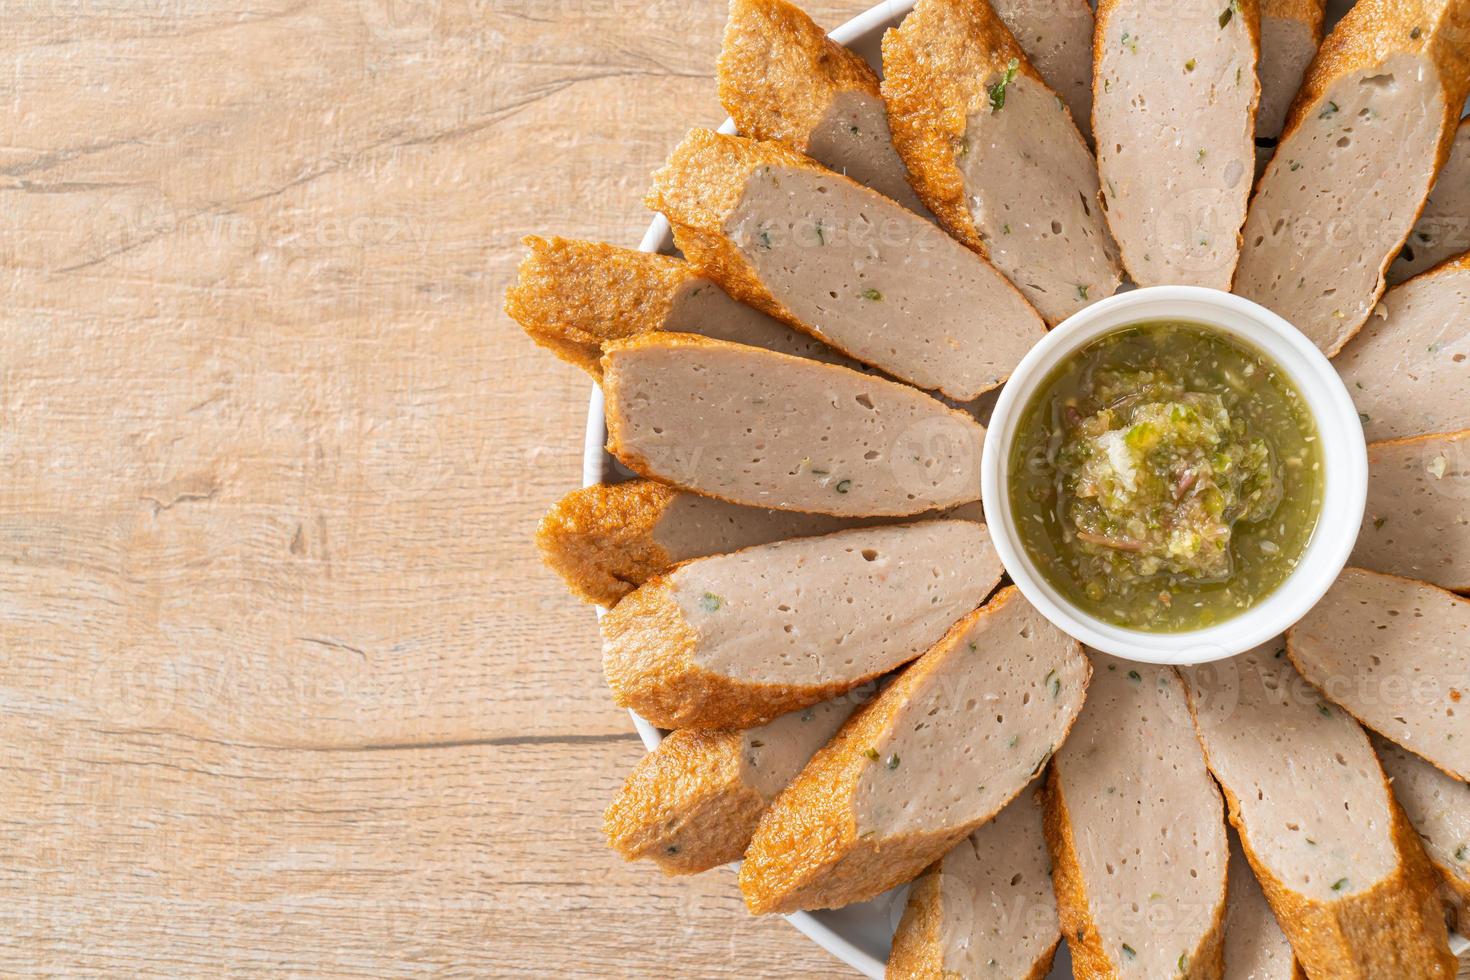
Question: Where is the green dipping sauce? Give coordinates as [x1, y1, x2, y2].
[1009, 321, 1323, 632]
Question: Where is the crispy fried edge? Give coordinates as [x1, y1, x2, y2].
[885, 0, 1115, 323]
[1258, 0, 1326, 144]
[1286, 567, 1470, 781]
[717, 0, 881, 151]
[601, 573, 859, 730]
[599, 331, 987, 517]
[1411, 243, 1470, 281]
[887, 811, 1060, 980]
[1264, 0, 1326, 39]
[1041, 668, 1227, 980]
[1257, 0, 1470, 356]
[645, 128, 1044, 398]
[602, 728, 765, 875]
[885, 862, 945, 979]
[1231, 776, 1454, 977]
[739, 590, 1091, 915]
[600, 518, 1001, 731]
[1374, 737, 1470, 932]
[1042, 766, 1115, 979]
[534, 481, 680, 606]
[1182, 657, 1457, 978]
[504, 236, 695, 378]
[1283, 0, 1470, 143]
[644, 130, 868, 363]
[880, 0, 1036, 256]
[1360, 429, 1470, 593]
[1092, 0, 1262, 288]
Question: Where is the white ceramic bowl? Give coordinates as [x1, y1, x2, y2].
[981, 286, 1368, 665]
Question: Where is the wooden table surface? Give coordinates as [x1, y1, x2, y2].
[1, 1, 1464, 977]
[0, 0, 864, 975]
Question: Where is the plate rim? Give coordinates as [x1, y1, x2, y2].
[577, 0, 1467, 973]
[581, 4, 914, 973]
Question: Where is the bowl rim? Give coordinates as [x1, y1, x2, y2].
[980, 285, 1368, 665]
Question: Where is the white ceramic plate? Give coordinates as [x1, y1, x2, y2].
[581, 0, 1469, 974]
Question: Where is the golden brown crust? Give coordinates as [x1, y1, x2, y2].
[600, 572, 874, 731]
[534, 481, 680, 607]
[1041, 768, 1109, 979]
[1414, 245, 1470, 282]
[646, 128, 816, 254]
[886, 849, 1058, 980]
[1368, 425, 1470, 454]
[645, 129, 838, 345]
[717, 0, 881, 152]
[645, 129, 1042, 396]
[885, 863, 945, 979]
[1182, 674, 1456, 978]
[880, 0, 1038, 256]
[882, 863, 940, 975]
[1241, 0, 1470, 357]
[738, 590, 1090, 915]
[1263, 0, 1327, 38]
[503, 236, 693, 377]
[1229, 784, 1454, 978]
[1284, 0, 1470, 143]
[602, 728, 766, 875]
[1041, 768, 1226, 980]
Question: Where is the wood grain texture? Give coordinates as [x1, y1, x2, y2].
[1, 0, 1465, 976]
[0, 0, 861, 974]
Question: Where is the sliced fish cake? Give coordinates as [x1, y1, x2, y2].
[717, 0, 926, 213]
[1335, 252, 1470, 441]
[886, 792, 1060, 980]
[739, 589, 1089, 914]
[1352, 431, 1470, 593]
[1375, 733, 1470, 930]
[1223, 832, 1302, 980]
[604, 693, 859, 875]
[1391, 117, 1470, 285]
[602, 334, 985, 517]
[537, 481, 861, 607]
[1182, 643, 1455, 979]
[882, 0, 1121, 325]
[991, 0, 1095, 140]
[1234, 0, 1470, 355]
[1094, 0, 1260, 290]
[1288, 568, 1470, 781]
[504, 235, 856, 376]
[645, 129, 1045, 400]
[536, 480, 983, 607]
[1257, 0, 1326, 143]
[1044, 654, 1228, 979]
[1253, 0, 1326, 178]
[602, 520, 1004, 730]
